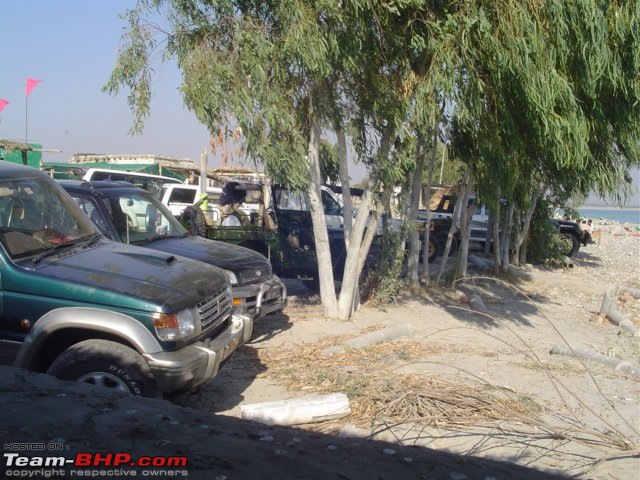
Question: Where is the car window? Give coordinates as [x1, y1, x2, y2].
[276, 190, 309, 211]
[322, 190, 342, 216]
[0, 177, 96, 259]
[72, 196, 112, 239]
[100, 191, 186, 243]
[168, 188, 197, 204]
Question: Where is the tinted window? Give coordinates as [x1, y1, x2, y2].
[168, 188, 197, 204]
[73, 196, 112, 238]
[276, 190, 309, 211]
[322, 190, 341, 216]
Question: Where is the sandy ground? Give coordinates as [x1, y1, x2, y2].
[1, 220, 638, 479]
[179, 221, 640, 479]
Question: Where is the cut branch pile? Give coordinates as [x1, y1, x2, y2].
[368, 376, 540, 428]
[258, 340, 539, 429]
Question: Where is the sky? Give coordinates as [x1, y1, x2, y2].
[1, 1, 214, 167]
[0, 1, 638, 207]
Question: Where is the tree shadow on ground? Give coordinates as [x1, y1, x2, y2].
[570, 249, 603, 269]
[401, 265, 547, 329]
[251, 311, 293, 344]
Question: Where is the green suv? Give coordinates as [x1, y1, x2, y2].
[0, 163, 249, 397]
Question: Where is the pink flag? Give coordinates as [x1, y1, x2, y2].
[0, 99, 8, 112]
[26, 78, 41, 96]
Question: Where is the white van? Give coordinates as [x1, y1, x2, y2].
[82, 168, 183, 196]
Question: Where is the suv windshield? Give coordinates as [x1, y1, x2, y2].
[99, 190, 187, 243]
[0, 176, 97, 259]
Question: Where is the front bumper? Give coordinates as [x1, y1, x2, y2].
[144, 313, 251, 393]
[231, 275, 287, 321]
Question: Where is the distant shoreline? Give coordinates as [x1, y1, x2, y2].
[580, 206, 640, 211]
[576, 207, 640, 225]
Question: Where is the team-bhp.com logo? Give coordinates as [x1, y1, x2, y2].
[4, 451, 188, 477]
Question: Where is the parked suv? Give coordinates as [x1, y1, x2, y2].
[0, 163, 248, 397]
[59, 180, 286, 322]
[426, 194, 489, 246]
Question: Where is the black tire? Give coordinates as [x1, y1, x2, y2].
[560, 233, 580, 257]
[435, 232, 458, 256]
[47, 339, 159, 398]
[180, 206, 208, 237]
[427, 236, 440, 263]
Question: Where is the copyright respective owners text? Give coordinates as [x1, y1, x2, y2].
[3, 443, 189, 479]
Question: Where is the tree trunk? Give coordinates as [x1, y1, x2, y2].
[515, 188, 540, 266]
[337, 125, 352, 242]
[492, 194, 502, 274]
[435, 187, 463, 285]
[500, 202, 515, 271]
[407, 134, 427, 288]
[512, 212, 523, 267]
[420, 131, 438, 285]
[307, 106, 338, 318]
[455, 165, 474, 280]
[484, 215, 493, 257]
[336, 124, 359, 312]
[337, 129, 394, 320]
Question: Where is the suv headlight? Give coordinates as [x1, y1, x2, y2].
[225, 270, 239, 286]
[153, 308, 202, 341]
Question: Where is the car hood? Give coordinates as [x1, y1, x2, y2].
[32, 241, 225, 312]
[137, 235, 270, 273]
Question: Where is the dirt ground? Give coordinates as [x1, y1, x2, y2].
[178, 221, 640, 479]
[1, 221, 638, 479]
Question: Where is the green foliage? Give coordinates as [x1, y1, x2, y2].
[319, 140, 340, 184]
[362, 223, 406, 305]
[527, 199, 566, 266]
[104, 0, 640, 281]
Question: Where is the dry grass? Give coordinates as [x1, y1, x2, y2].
[256, 339, 541, 430]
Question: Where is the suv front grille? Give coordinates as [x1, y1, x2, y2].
[199, 286, 232, 332]
[238, 265, 272, 286]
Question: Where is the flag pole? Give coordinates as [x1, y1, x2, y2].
[25, 94, 29, 144]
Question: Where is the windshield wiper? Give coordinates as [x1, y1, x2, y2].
[140, 231, 187, 243]
[31, 233, 102, 265]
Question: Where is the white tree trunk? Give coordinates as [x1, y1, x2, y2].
[407, 135, 426, 287]
[337, 126, 352, 241]
[455, 166, 474, 280]
[514, 188, 540, 266]
[307, 108, 338, 318]
[492, 194, 502, 274]
[501, 202, 515, 270]
[421, 132, 439, 284]
[336, 125, 360, 312]
[336, 130, 394, 320]
[435, 188, 463, 285]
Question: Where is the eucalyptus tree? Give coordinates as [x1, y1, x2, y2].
[104, 0, 640, 314]
[438, 0, 640, 277]
[104, 0, 420, 320]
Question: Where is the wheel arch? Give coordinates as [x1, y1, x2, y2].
[16, 307, 161, 373]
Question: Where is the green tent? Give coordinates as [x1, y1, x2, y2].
[0, 141, 42, 169]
